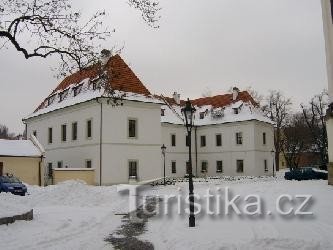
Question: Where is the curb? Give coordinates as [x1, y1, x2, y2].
[0, 209, 33, 226]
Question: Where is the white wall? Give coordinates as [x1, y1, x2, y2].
[26, 99, 162, 185]
[162, 120, 274, 178]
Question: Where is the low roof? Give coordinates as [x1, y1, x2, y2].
[0, 139, 43, 157]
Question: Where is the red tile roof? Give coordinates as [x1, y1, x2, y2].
[159, 91, 257, 108]
[35, 55, 151, 111]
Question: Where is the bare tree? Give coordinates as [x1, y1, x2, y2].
[281, 113, 311, 170]
[0, 0, 160, 77]
[246, 86, 264, 105]
[301, 90, 329, 169]
[262, 90, 292, 171]
[0, 124, 15, 139]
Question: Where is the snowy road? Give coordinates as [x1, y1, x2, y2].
[0, 178, 333, 249]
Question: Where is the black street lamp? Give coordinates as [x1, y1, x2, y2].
[161, 144, 167, 186]
[181, 98, 196, 227]
[271, 149, 275, 177]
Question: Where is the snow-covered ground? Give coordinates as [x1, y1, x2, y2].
[1, 176, 333, 250]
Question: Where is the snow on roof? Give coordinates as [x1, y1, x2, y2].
[24, 82, 163, 120]
[0, 139, 43, 157]
[161, 100, 273, 126]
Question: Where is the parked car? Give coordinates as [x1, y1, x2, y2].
[0, 175, 27, 196]
[284, 167, 328, 181]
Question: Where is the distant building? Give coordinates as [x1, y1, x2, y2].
[321, 0, 333, 184]
[23, 55, 274, 185]
[0, 135, 44, 185]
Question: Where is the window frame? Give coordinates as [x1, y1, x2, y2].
[86, 119, 93, 139]
[200, 135, 206, 147]
[216, 160, 223, 173]
[72, 122, 78, 141]
[171, 134, 176, 147]
[216, 133, 222, 147]
[86, 159, 92, 169]
[236, 132, 243, 145]
[57, 161, 63, 169]
[201, 161, 208, 173]
[171, 161, 177, 174]
[128, 118, 137, 139]
[48, 127, 53, 144]
[264, 159, 268, 172]
[61, 124, 67, 142]
[236, 160, 244, 173]
[128, 160, 138, 179]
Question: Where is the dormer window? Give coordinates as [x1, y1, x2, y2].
[59, 89, 69, 102]
[199, 112, 205, 119]
[92, 82, 101, 90]
[73, 84, 83, 97]
[47, 94, 56, 106]
[161, 109, 165, 116]
[233, 108, 239, 114]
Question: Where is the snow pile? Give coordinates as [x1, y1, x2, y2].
[0, 192, 32, 218]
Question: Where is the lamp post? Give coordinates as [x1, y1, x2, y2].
[271, 149, 275, 177]
[181, 98, 196, 227]
[161, 144, 166, 186]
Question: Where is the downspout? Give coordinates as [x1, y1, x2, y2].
[195, 126, 198, 177]
[39, 155, 43, 186]
[96, 98, 103, 186]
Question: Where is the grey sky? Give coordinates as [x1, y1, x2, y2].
[0, 0, 328, 133]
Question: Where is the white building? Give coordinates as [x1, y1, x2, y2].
[23, 55, 163, 185]
[159, 88, 274, 178]
[321, 0, 333, 184]
[23, 55, 274, 185]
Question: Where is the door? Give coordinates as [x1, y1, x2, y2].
[0, 162, 3, 176]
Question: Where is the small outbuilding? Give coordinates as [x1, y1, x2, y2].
[0, 135, 44, 186]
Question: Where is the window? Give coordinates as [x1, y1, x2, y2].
[186, 161, 190, 175]
[264, 160, 268, 172]
[33, 130, 37, 137]
[61, 124, 67, 142]
[233, 108, 239, 114]
[48, 127, 53, 144]
[236, 160, 244, 173]
[161, 109, 165, 116]
[216, 134, 222, 147]
[57, 161, 63, 168]
[47, 94, 56, 106]
[282, 161, 285, 167]
[73, 84, 83, 97]
[47, 163, 53, 177]
[128, 119, 137, 138]
[171, 161, 176, 174]
[87, 119, 92, 138]
[236, 132, 243, 145]
[72, 122, 78, 141]
[263, 132, 266, 145]
[171, 134, 176, 147]
[200, 135, 206, 147]
[186, 135, 190, 147]
[129, 161, 137, 178]
[199, 112, 205, 119]
[216, 161, 223, 173]
[86, 160, 92, 168]
[0, 162, 3, 176]
[59, 89, 69, 102]
[201, 161, 208, 173]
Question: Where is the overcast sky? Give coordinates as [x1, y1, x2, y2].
[0, 0, 328, 133]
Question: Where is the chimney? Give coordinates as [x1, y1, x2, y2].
[232, 87, 239, 101]
[173, 92, 180, 104]
[100, 49, 111, 65]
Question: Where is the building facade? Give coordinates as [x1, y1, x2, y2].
[321, 0, 333, 184]
[24, 55, 274, 185]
